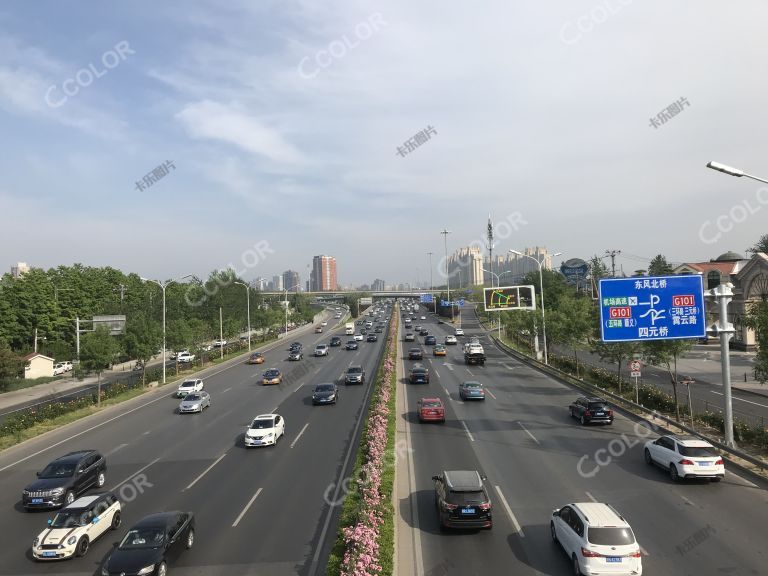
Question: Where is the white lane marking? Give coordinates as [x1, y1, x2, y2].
[222, 387, 232, 393]
[466, 368, 474, 376]
[485, 388, 497, 400]
[502, 363, 515, 370]
[270, 406, 278, 414]
[141, 430, 151, 436]
[443, 363, 454, 372]
[294, 382, 303, 393]
[585, 491, 597, 502]
[109, 457, 161, 491]
[185, 453, 227, 491]
[680, 494, 695, 507]
[442, 386, 450, 396]
[494, 485, 525, 538]
[105, 443, 129, 457]
[232, 487, 263, 527]
[710, 390, 768, 409]
[460, 420, 475, 442]
[640, 546, 649, 556]
[291, 423, 309, 448]
[518, 421, 539, 445]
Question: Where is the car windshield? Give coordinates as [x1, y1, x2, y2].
[315, 384, 335, 392]
[39, 462, 75, 478]
[463, 383, 481, 389]
[348, 367, 362, 374]
[251, 353, 262, 358]
[180, 381, 196, 388]
[119, 527, 166, 549]
[251, 419, 274, 429]
[421, 401, 441, 408]
[50, 510, 87, 528]
[265, 370, 279, 377]
[447, 490, 487, 505]
[589, 402, 608, 410]
[185, 394, 202, 401]
[678, 446, 714, 457]
[412, 368, 427, 374]
[588, 527, 636, 546]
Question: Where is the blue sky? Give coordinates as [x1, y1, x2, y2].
[2, 0, 768, 286]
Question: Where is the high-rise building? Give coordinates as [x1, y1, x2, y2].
[283, 270, 300, 292]
[486, 247, 553, 285]
[447, 247, 484, 287]
[372, 278, 386, 291]
[311, 255, 338, 291]
[272, 275, 283, 291]
[11, 262, 30, 278]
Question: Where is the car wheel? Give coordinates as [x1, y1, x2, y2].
[580, 415, 586, 426]
[572, 554, 582, 575]
[185, 528, 195, 549]
[65, 490, 75, 505]
[550, 521, 558, 543]
[644, 449, 653, 465]
[157, 561, 168, 576]
[111, 510, 121, 530]
[75, 536, 89, 557]
[96, 471, 106, 487]
[670, 464, 680, 483]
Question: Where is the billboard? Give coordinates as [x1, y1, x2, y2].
[483, 285, 536, 311]
[560, 258, 589, 283]
[359, 297, 373, 306]
[598, 275, 706, 342]
[92, 315, 126, 336]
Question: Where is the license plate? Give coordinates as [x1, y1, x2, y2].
[595, 412, 604, 416]
[698, 461, 712, 466]
[461, 508, 475, 515]
[42, 551, 56, 557]
[606, 557, 622, 563]
[31, 498, 43, 503]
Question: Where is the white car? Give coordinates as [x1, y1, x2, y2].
[644, 435, 724, 482]
[420, 316, 426, 320]
[212, 339, 227, 348]
[353, 333, 364, 341]
[176, 378, 204, 397]
[551, 502, 642, 576]
[244, 413, 285, 447]
[315, 344, 329, 356]
[455, 328, 465, 336]
[32, 493, 121, 560]
[176, 352, 195, 363]
[321, 321, 328, 326]
[53, 363, 67, 375]
[445, 335, 458, 345]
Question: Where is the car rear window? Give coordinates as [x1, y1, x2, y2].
[678, 446, 713, 457]
[588, 402, 608, 410]
[447, 489, 487, 505]
[422, 400, 442, 408]
[587, 527, 636, 546]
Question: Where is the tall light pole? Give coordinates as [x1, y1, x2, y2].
[706, 160, 768, 184]
[284, 283, 301, 338]
[509, 250, 562, 365]
[141, 274, 193, 384]
[234, 281, 252, 351]
[441, 229, 452, 322]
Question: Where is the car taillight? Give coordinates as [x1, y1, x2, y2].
[583, 410, 591, 417]
[478, 502, 491, 510]
[581, 547, 602, 557]
[715, 458, 723, 465]
[679, 459, 694, 466]
[606, 410, 613, 416]
[442, 502, 458, 511]
[628, 550, 641, 558]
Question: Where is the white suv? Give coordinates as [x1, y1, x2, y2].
[176, 378, 204, 397]
[454, 328, 464, 336]
[551, 502, 642, 575]
[644, 435, 724, 482]
[314, 344, 329, 357]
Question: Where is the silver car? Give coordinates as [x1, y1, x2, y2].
[179, 391, 211, 413]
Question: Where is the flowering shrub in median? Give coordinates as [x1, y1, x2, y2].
[337, 312, 398, 576]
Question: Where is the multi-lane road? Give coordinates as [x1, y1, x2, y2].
[0, 309, 389, 575]
[397, 307, 767, 575]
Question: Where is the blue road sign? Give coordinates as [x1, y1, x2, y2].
[599, 275, 706, 342]
[420, 294, 433, 303]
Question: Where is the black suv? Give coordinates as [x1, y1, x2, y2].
[329, 336, 342, 347]
[345, 365, 366, 385]
[432, 470, 492, 530]
[409, 364, 430, 384]
[23, 450, 107, 510]
[569, 396, 613, 425]
[408, 348, 423, 360]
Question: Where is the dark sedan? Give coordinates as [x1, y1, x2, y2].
[408, 348, 423, 360]
[345, 340, 358, 350]
[101, 511, 194, 576]
[366, 333, 378, 342]
[312, 383, 339, 405]
[330, 336, 342, 346]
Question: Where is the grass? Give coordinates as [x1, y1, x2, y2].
[0, 385, 149, 451]
[0, 375, 65, 394]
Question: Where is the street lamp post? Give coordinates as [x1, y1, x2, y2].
[234, 281, 252, 351]
[509, 250, 562, 365]
[441, 229, 452, 322]
[706, 161, 768, 184]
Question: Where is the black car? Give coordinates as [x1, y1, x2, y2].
[419, 329, 429, 336]
[23, 450, 107, 510]
[366, 333, 378, 342]
[101, 511, 195, 576]
[569, 396, 613, 425]
[312, 383, 338, 405]
[329, 336, 342, 347]
[345, 340, 358, 350]
[288, 342, 302, 352]
[433, 470, 492, 530]
[345, 365, 366, 384]
[360, 328, 368, 335]
[375, 326, 383, 333]
[409, 364, 430, 384]
[408, 348, 423, 360]
[424, 335, 437, 345]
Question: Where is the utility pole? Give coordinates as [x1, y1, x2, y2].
[487, 214, 494, 288]
[707, 283, 737, 447]
[114, 284, 127, 306]
[605, 249, 621, 277]
[441, 229, 452, 322]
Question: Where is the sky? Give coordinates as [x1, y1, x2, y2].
[1, 0, 767, 287]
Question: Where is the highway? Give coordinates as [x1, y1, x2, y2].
[0, 309, 389, 576]
[397, 306, 767, 575]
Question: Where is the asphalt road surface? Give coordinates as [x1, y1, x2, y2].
[397, 306, 767, 575]
[0, 310, 390, 576]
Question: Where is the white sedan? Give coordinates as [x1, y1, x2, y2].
[321, 321, 328, 326]
[176, 378, 204, 397]
[644, 435, 724, 482]
[454, 328, 464, 336]
[445, 335, 458, 345]
[244, 414, 285, 447]
[353, 333, 364, 341]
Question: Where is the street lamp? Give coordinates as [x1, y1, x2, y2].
[141, 274, 193, 384]
[284, 284, 301, 338]
[706, 161, 768, 184]
[482, 268, 502, 338]
[441, 229, 452, 322]
[234, 281, 252, 351]
[509, 250, 562, 365]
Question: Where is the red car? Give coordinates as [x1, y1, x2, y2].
[418, 397, 445, 423]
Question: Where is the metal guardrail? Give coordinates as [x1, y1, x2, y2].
[490, 335, 768, 474]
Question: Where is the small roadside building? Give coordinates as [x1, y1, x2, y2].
[22, 352, 54, 379]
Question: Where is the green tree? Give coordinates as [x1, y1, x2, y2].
[0, 338, 22, 381]
[546, 295, 593, 375]
[80, 326, 119, 406]
[743, 300, 768, 383]
[750, 233, 768, 255]
[123, 313, 162, 385]
[648, 254, 674, 276]
[592, 340, 640, 392]
[641, 339, 696, 421]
